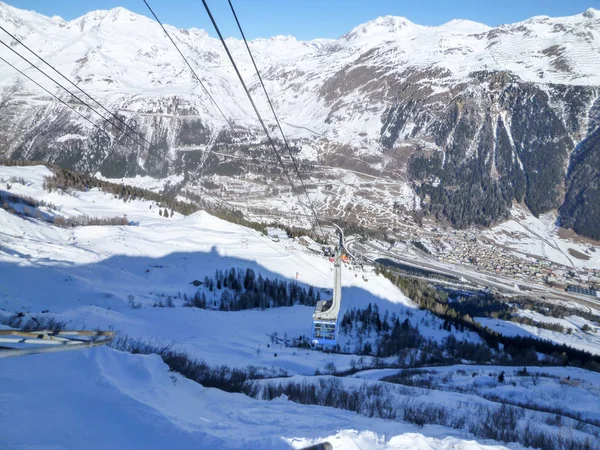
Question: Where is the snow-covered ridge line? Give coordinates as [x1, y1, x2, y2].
[0, 0, 598, 162]
[0, 1, 598, 87]
[2, 1, 598, 40]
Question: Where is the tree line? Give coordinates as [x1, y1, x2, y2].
[449, 293, 569, 333]
[184, 268, 320, 311]
[1, 187, 129, 227]
[377, 268, 600, 372]
[42, 165, 198, 216]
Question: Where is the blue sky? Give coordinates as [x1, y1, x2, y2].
[11, 0, 599, 40]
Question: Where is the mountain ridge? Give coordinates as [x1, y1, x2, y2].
[0, 2, 599, 238]
[3, 2, 598, 40]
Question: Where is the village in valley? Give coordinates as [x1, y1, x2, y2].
[434, 232, 600, 292]
[268, 216, 600, 301]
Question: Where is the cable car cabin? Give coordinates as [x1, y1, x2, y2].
[312, 226, 343, 346]
[312, 298, 339, 345]
[311, 268, 341, 346]
[312, 319, 338, 345]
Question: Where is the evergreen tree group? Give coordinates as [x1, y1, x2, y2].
[185, 268, 320, 311]
[375, 268, 600, 372]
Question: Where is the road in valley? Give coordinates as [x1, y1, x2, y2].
[345, 236, 600, 312]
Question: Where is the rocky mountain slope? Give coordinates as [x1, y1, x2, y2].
[0, 3, 599, 237]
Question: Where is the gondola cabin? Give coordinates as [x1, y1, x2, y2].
[312, 319, 338, 345]
[311, 225, 344, 346]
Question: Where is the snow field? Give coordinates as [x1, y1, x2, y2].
[0, 346, 524, 450]
[1, 164, 600, 449]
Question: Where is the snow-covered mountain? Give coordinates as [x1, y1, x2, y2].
[0, 3, 600, 237]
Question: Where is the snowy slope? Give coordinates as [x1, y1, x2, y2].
[485, 207, 600, 270]
[0, 165, 527, 450]
[0, 164, 481, 373]
[2, 164, 600, 449]
[352, 364, 600, 423]
[475, 316, 600, 356]
[1, 347, 519, 450]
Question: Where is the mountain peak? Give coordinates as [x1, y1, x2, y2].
[583, 8, 598, 19]
[69, 6, 152, 33]
[262, 35, 299, 43]
[360, 15, 415, 31]
[74, 6, 142, 25]
[0, 1, 61, 33]
[438, 19, 492, 34]
[0, 1, 28, 19]
[341, 15, 416, 43]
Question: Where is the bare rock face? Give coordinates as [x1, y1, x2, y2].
[0, 3, 599, 238]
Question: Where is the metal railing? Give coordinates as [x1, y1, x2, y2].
[0, 330, 115, 358]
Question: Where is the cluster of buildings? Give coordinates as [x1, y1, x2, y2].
[266, 225, 600, 295]
[432, 234, 600, 290]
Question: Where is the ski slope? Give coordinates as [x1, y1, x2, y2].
[1, 165, 599, 449]
[1, 347, 519, 450]
[0, 164, 517, 449]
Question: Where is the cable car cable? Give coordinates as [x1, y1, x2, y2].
[199, 0, 326, 241]
[0, 24, 155, 151]
[226, 0, 326, 240]
[0, 39, 149, 151]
